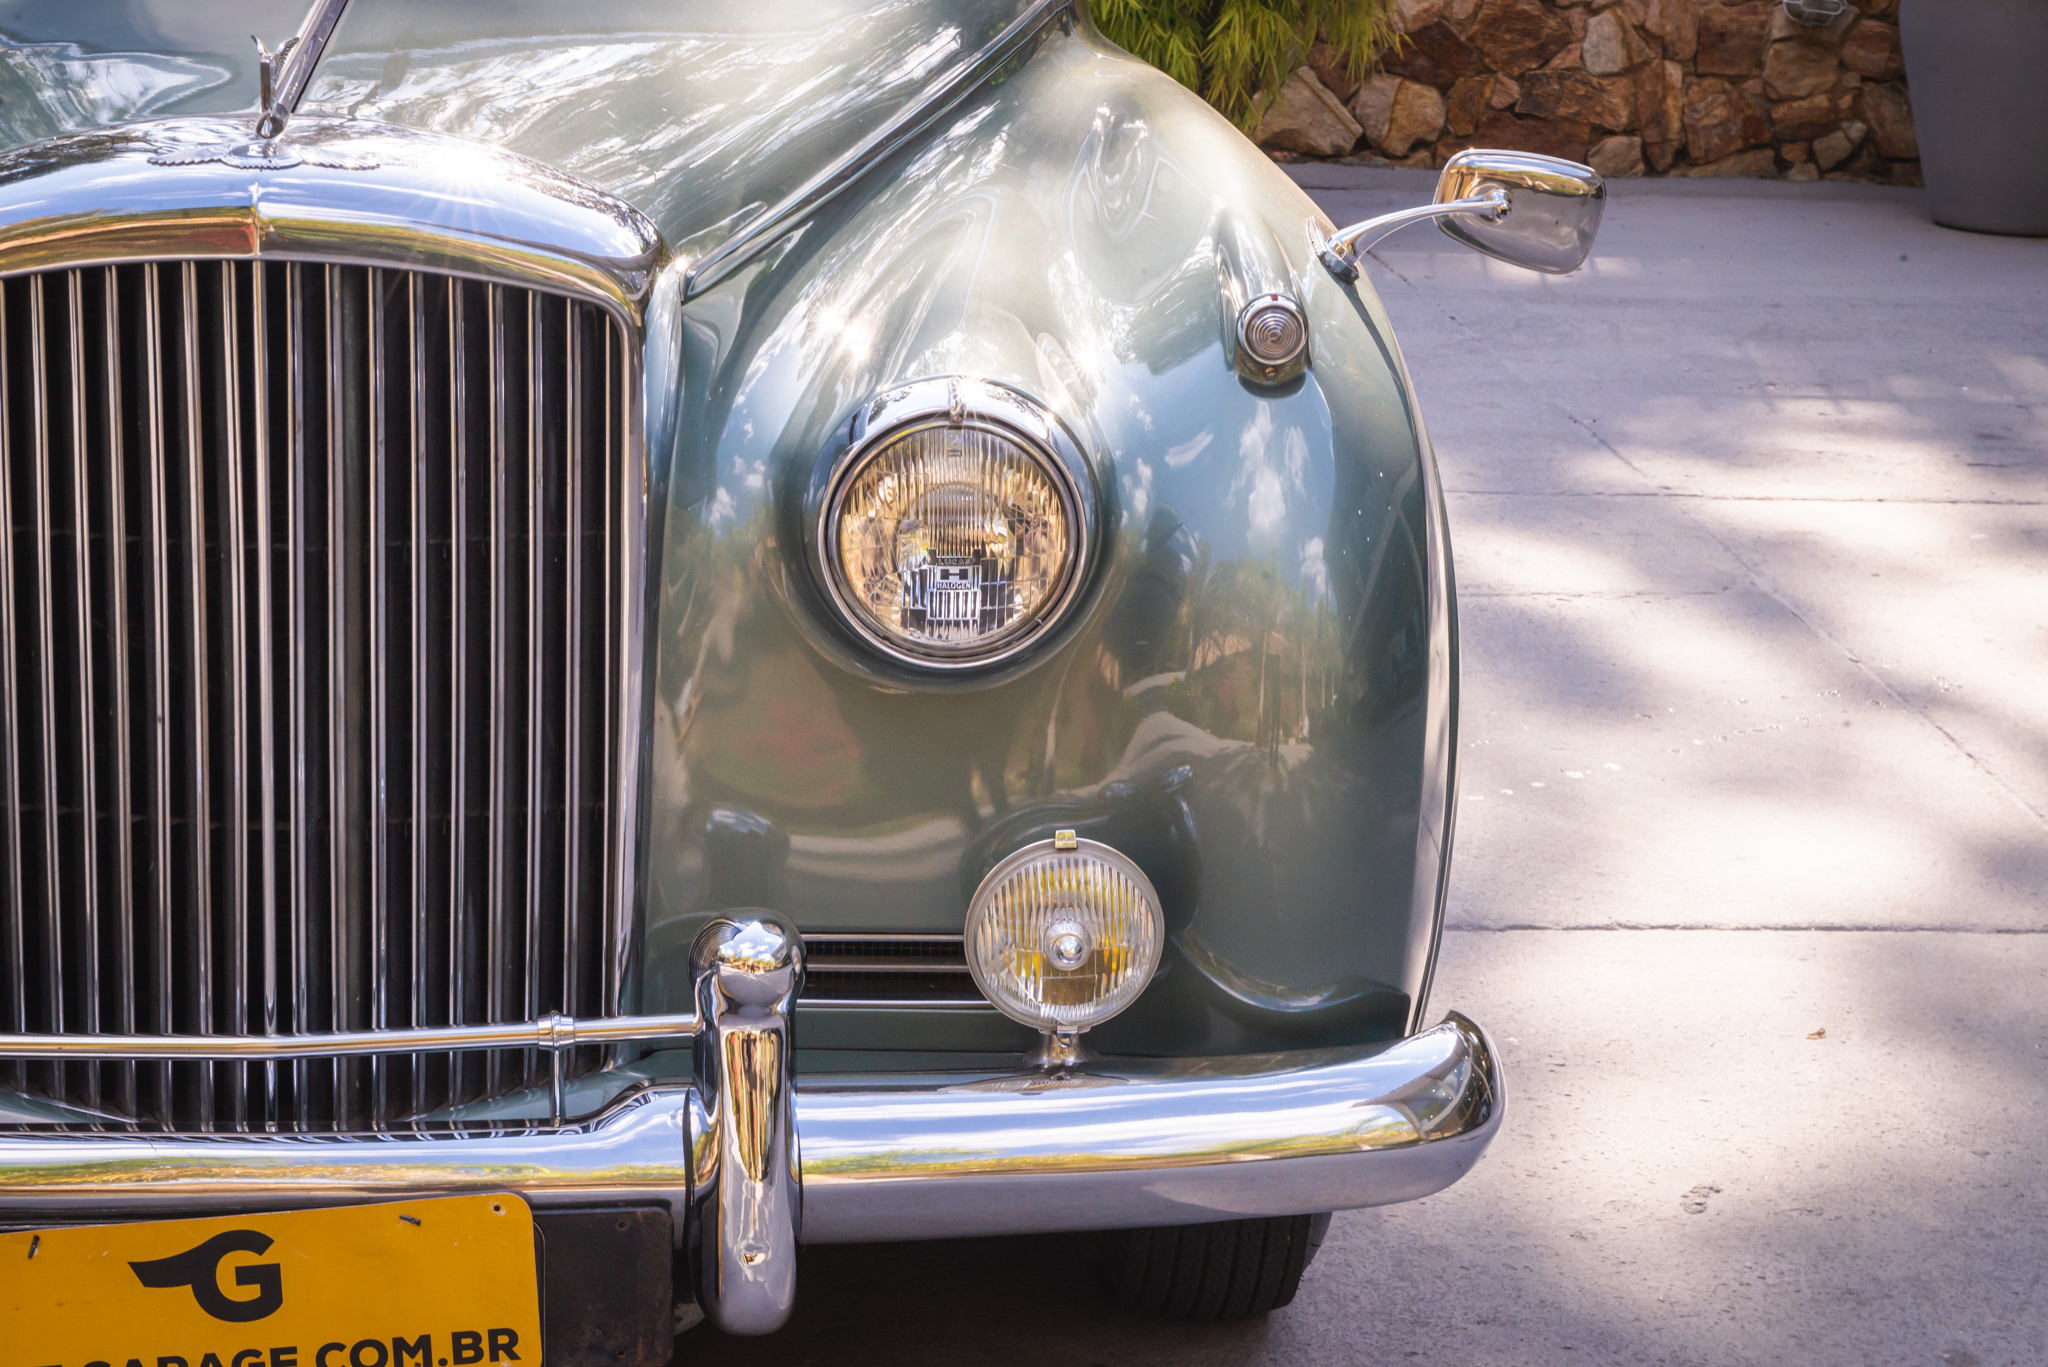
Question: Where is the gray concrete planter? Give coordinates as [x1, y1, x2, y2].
[1900, 0, 2048, 234]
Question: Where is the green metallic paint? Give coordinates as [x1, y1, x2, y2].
[626, 17, 1457, 1061]
[0, 0, 1458, 1071]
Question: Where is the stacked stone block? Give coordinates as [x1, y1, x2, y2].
[1254, 0, 1918, 182]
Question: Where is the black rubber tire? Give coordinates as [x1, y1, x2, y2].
[1101, 1213, 1331, 1322]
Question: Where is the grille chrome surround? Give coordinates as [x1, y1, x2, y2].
[0, 117, 665, 1133]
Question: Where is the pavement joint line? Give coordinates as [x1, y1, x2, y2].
[1460, 589, 1735, 599]
[1363, 248, 1411, 285]
[1445, 923, 2048, 933]
[1559, 410, 2048, 833]
[1445, 490, 2048, 506]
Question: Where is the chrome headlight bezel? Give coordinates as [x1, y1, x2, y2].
[813, 377, 1097, 672]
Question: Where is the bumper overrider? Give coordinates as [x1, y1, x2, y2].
[0, 917, 1503, 1335]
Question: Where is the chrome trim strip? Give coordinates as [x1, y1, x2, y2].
[0, 1088, 698, 1225]
[0, 1011, 699, 1061]
[681, 0, 1070, 299]
[802, 934, 968, 944]
[795, 999, 993, 1013]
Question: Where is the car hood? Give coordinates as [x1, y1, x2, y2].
[0, 0, 1050, 262]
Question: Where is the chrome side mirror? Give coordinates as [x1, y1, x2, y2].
[1320, 149, 1605, 282]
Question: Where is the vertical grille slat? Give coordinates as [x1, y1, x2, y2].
[175, 260, 216, 1127]
[140, 263, 176, 1122]
[26, 276, 67, 1104]
[251, 262, 281, 1128]
[365, 268, 389, 1127]
[524, 292, 546, 1062]
[219, 263, 251, 1130]
[2, 260, 632, 1133]
[601, 325, 621, 1023]
[60, 274, 102, 1113]
[486, 283, 512, 1095]
[286, 263, 312, 1129]
[447, 279, 472, 1107]
[324, 262, 353, 1126]
[100, 267, 139, 1116]
[0, 284, 22, 1095]
[563, 302, 584, 1052]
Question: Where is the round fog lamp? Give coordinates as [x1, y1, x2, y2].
[964, 835, 1164, 1033]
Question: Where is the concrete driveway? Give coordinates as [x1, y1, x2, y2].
[686, 171, 2048, 1367]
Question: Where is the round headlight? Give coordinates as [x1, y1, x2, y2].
[821, 384, 1085, 667]
[964, 835, 1165, 1034]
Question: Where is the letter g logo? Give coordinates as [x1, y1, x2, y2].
[130, 1229, 285, 1322]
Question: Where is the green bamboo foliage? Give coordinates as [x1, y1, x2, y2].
[1093, 0, 1401, 130]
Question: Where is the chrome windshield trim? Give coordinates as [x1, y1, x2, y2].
[680, 0, 1072, 300]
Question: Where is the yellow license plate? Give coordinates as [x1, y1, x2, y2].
[0, 1194, 542, 1367]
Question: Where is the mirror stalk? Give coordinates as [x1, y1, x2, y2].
[1319, 188, 1509, 283]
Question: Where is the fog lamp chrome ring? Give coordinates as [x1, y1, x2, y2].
[816, 378, 1095, 671]
[964, 835, 1165, 1034]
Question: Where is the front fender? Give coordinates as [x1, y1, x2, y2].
[642, 19, 1457, 1058]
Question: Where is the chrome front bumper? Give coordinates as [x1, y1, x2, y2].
[0, 917, 1503, 1335]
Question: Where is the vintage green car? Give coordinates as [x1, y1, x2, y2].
[0, 0, 1600, 1354]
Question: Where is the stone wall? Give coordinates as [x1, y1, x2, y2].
[1255, 0, 1919, 182]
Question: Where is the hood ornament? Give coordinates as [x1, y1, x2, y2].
[149, 3, 375, 170]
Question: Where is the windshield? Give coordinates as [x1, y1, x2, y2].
[301, 0, 1037, 250]
[0, 0, 1039, 250]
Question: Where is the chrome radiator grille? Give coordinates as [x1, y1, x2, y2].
[0, 260, 633, 1131]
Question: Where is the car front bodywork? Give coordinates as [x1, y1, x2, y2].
[0, 0, 1503, 1345]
